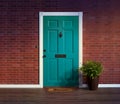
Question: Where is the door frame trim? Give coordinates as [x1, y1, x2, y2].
[39, 12, 83, 88]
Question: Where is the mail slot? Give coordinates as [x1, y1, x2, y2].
[55, 54, 66, 58]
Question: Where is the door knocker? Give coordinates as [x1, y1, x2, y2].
[59, 32, 62, 38]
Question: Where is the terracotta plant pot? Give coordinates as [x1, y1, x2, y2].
[87, 76, 99, 90]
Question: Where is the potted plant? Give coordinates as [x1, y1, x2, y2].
[80, 60, 103, 90]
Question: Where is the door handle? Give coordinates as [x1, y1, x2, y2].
[43, 49, 46, 52]
[43, 55, 46, 58]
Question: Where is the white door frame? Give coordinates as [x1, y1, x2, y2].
[39, 12, 83, 88]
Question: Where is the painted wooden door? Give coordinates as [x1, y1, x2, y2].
[43, 16, 79, 87]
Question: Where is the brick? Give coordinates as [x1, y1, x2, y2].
[0, 0, 120, 84]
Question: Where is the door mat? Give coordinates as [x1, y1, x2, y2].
[46, 88, 78, 92]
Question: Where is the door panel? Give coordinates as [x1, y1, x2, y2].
[64, 30, 73, 53]
[48, 30, 58, 52]
[43, 16, 79, 87]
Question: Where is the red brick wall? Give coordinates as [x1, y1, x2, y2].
[0, 0, 120, 84]
[83, 0, 120, 84]
[0, 0, 43, 84]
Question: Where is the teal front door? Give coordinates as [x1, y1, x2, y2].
[43, 16, 79, 87]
